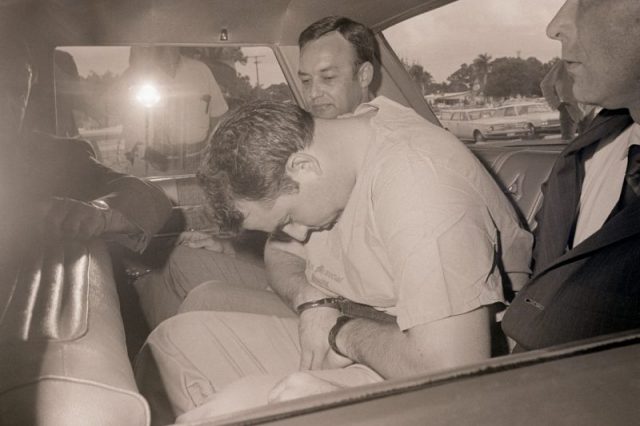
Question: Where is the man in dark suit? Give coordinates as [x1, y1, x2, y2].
[502, 0, 640, 350]
[1, 18, 172, 253]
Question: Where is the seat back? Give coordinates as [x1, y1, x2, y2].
[471, 145, 563, 230]
[0, 239, 149, 426]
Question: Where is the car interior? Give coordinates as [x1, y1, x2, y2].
[1, 1, 638, 425]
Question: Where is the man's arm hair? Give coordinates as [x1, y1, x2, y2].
[335, 306, 491, 379]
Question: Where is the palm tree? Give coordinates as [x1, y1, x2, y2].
[472, 53, 492, 95]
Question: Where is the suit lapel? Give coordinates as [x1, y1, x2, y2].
[532, 150, 581, 271]
[532, 110, 636, 279]
[532, 111, 630, 271]
[535, 196, 640, 278]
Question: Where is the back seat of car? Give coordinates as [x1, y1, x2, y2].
[0, 143, 561, 426]
[0, 239, 149, 426]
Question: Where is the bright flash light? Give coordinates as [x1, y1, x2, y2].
[134, 83, 161, 108]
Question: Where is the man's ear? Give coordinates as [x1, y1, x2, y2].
[357, 61, 374, 88]
[285, 152, 322, 180]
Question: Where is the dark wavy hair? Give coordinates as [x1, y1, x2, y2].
[298, 16, 380, 71]
[197, 100, 315, 235]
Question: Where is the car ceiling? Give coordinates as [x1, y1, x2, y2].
[3, 0, 456, 46]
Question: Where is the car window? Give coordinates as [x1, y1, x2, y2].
[527, 103, 552, 113]
[468, 110, 493, 120]
[503, 107, 516, 117]
[383, 0, 564, 145]
[451, 112, 462, 120]
[440, 111, 453, 121]
[54, 45, 292, 177]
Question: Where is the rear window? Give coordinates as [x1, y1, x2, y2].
[383, 0, 563, 145]
[54, 45, 292, 177]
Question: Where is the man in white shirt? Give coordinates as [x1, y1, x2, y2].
[134, 17, 380, 328]
[134, 97, 532, 423]
[502, 0, 640, 350]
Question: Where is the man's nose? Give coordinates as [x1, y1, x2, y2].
[309, 80, 323, 99]
[283, 223, 309, 242]
[546, 0, 575, 42]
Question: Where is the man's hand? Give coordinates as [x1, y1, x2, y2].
[176, 230, 236, 255]
[43, 197, 109, 240]
[298, 308, 352, 370]
[267, 372, 343, 403]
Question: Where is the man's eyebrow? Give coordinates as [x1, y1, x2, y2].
[318, 65, 338, 74]
[298, 65, 338, 77]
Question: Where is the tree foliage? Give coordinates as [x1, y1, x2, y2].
[401, 59, 435, 95]
[414, 53, 557, 99]
[447, 63, 474, 92]
[472, 53, 492, 94]
[484, 56, 545, 98]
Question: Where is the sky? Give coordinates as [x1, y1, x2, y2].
[383, 0, 565, 82]
[65, 0, 566, 86]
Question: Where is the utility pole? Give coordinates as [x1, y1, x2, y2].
[246, 55, 266, 88]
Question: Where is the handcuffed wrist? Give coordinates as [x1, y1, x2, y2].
[296, 297, 342, 314]
[328, 315, 352, 358]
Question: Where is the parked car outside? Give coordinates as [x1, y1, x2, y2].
[440, 107, 533, 143]
[493, 102, 561, 137]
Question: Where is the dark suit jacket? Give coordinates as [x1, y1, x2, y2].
[502, 109, 640, 350]
[6, 132, 172, 252]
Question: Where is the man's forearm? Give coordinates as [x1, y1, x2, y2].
[264, 241, 330, 310]
[334, 318, 422, 378]
[334, 307, 491, 379]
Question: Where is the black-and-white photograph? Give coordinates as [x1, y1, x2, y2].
[1, 0, 639, 425]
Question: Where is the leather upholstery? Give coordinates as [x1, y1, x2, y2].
[471, 145, 563, 230]
[0, 240, 150, 426]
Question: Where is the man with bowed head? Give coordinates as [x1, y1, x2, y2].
[134, 16, 379, 329]
[135, 96, 531, 423]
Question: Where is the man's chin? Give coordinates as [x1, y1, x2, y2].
[311, 105, 339, 119]
[317, 213, 342, 232]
